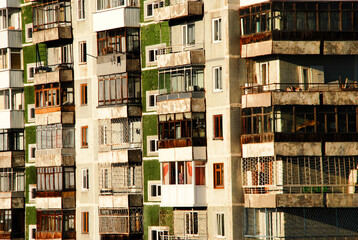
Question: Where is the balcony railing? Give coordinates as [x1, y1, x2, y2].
[99, 208, 143, 234]
[157, 43, 204, 55]
[35, 63, 73, 74]
[242, 82, 358, 95]
[159, 235, 207, 240]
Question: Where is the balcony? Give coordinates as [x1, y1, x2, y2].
[99, 194, 142, 209]
[98, 149, 141, 164]
[161, 185, 206, 207]
[0, 0, 21, 8]
[35, 149, 75, 167]
[157, 91, 205, 114]
[0, 110, 24, 129]
[93, 7, 139, 32]
[0, 70, 23, 89]
[36, 191, 75, 209]
[0, 30, 22, 49]
[34, 64, 73, 85]
[157, 44, 204, 68]
[154, 0, 203, 22]
[97, 54, 140, 76]
[0, 192, 24, 209]
[35, 106, 75, 125]
[36, 210, 75, 239]
[0, 151, 24, 168]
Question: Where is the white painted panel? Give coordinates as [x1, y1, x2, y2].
[99, 195, 128, 208]
[174, 147, 192, 161]
[193, 147, 206, 160]
[0, 30, 21, 49]
[0, 0, 21, 8]
[194, 186, 206, 206]
[0, 197, 11, 209]
[161, 185, 205, 207]
[240, 0, 269, 7]
[93, 8, 139, 32]
[159, 148, 175, 162]
[0, 31, 9, 49]
[242, 142, 274, 158]
[48, 198, 62, 209]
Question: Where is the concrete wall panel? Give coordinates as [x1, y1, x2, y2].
[275, 142, 321, 156]
[272, 92, 320, 105]
[323, 91, 358, 105]
[242, 142, 274, 158]
[326, 142, 358, 156]
[324, 41, 358, 55]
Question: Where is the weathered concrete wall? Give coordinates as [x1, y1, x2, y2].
[35, 111, 75, 125]
[97, 53, 140, 76]
[323, 91, 358, 105]
[99, 195, 128, 208]
[242, 92, 271, 108]
[157, 98, 205, 115]
[97, 105, 141, 120]
[34, 69, 73, 85]
[324, 41, 358, 55]
[12, 197, 24, 209]
[275, 142, 322, 156]
[326, 194, 358, 207]
[35, 148, 75, 167]
[272, 92, 320, 105]
[242, 142, 274, 158]
[63, 191, 75, 209]
[32, 26, 72, 44]
[36, 197, 62, 209]
[0, 151, 24, 168]
[98, 149, 141, 164]
[154, 1, 203, 21]
[325, 142, 358, 156]
[157, 50, 205, 68]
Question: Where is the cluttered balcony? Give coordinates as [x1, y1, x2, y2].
[32, 0, 72, 44]
[156, 44, 204, 68]
[240, 2, 358, 57]
[153, 0, 203, 22]
[34, 63, 73, 85]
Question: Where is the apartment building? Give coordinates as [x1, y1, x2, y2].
[240, 0, 358, 238]
[0, 0, 25, 239]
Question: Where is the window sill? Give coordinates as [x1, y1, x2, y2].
[213, 40, 222, 44]
[213, 137, 223, 140]
[214, 186, 224, 189]
[79, 62, 87, 65]
[213, 89, 223, 93]
[81, 146, 88, 149]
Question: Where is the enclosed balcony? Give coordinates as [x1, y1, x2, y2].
[0, 151, 24, 168]
[240, 1, 358, 57]
[161, 160, 206, 207]
[0, 129, 24, 153]
[0, 0, 21, 8]
[35, 82, 75, 125]
[0, 169, 24, 209]
[157, 44, 204, 68]
[93, 0, 139, 32]
[35, 124, 75, 167]
[99, 207, 143, 237]
[154, 0, 203, 22]
[0, 70, 23, 89]
[36, 210, 75, 239]
[0, 8, 21, 48]
[0, 209, 24, 239]
[32, 0, 72, 44]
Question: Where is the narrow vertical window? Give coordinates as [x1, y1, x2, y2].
[81, 126, 88, 148]
[216, 213, 225, 237]
[213, 66, 223, 91]
[213, 115, 223, 139]
[79, 41, 87, 63]
[82, 212, 89, 233]
[213, 18, 222, 42]
[259, 63, 268, 85]
[80, 83, 88, 105]
[214, 163, 224, 189]
[82, 169, 89, 190]
[78, 0, 85, 20]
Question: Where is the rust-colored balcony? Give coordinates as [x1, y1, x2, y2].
[34, 63, 73, 85]
[32, 0, 72, 44]
[154, 0, 203, 22]
[36, 210, 75, 239]
[240, 1, 358, 58]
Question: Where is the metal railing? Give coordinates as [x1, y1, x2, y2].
[169, 0, 201, 5]
[160, 235, 207, 240]
[35, 63, 73, 74]
[157, 43, 204, 55]
[242, 82, 358, 95]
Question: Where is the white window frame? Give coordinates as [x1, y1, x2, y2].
[29, 224, 36, 240]
[299, 66, 312, 90]
[213, 66, 223, 92]
[29, 184, 36, 203]
[259, 62, 269, 85]
[185, 211, 199, 236]
[27, 103, 35, 122]
[82, 169, 89, 191]
[27, 63, 39, 82]
[146, 90, 159, 112]
[145, 43, 166, 67]
[78, 0, 85, 20]
[148, 226, 169, 240]
[144, 1, 164, 20]
[148, 180, 161, 201]
[127, 166, 136, 187]
[101, 168, 111, 190]
[25, 23, 33, 42]
[79, 41, 87, 64]
[28, 143, 36, 162]
[182, 23, 195, 46]
[212, 18, 222, 43]
[216, 213, 225, 237]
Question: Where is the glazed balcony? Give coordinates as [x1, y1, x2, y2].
[93, 1, 139, 32]
[154, 0, 203, 22]
[0, 110, 24, 129]
[0, 30, 22, 49]
[34, 64, 73, 85]
[156, 44, 204, 68]
[36, 210, 75, 239]
[0, 209, 24, 239]
[240, 1, 358, 58]
[32, 0, 72, 44]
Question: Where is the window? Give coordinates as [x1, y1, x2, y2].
[213, 18, 222, 42]
[216, 213, 225, 237]
[0, 210, 11, 232]
[213, 115, 223, 139]
[80, 84, 87, 105]
[79, 41, 87, 63]
[97, 0, 134, 10]
[127, 166, 136, 187]
[147, 136, 158, 156]
[97, 28, 139, 55]
[144, 1, 164, 20]
[213, 66, 222, 91]
[0, 169, 24, 192]
[78, 0, 85, 20]
[98, 73, 141, 106]
[37, 167, 74, 191]
[28, 144, 36, 162]
[148, 181, 161, 201]
[36, 125, 74, 150]
[214, 163, 224, 189]
[162, 161, 205, 185]
[185, 212, 198, 236]
[146, 90, 159, 111]
[0, 49, 8, 70]
[259, 63, 268, 85]
[101, 168, 110, 190]
[25, 23, 33, 42]
[29, 185, 36, 202]
[183, 24, 195, 46]
[10, 49, 21, 70]
[149, 227, 169, 240]
[82, 169, 89, 190]
[29, 225, 36, 240]
[35, 83, 74, 108]
[37, 211, 74, 233]
[27, 104, 35, 122]
[0, 129, 24, 151]
[148, 49, 158, 63]
[81, 126, 88, 148]
[82, 212, 89, 233]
